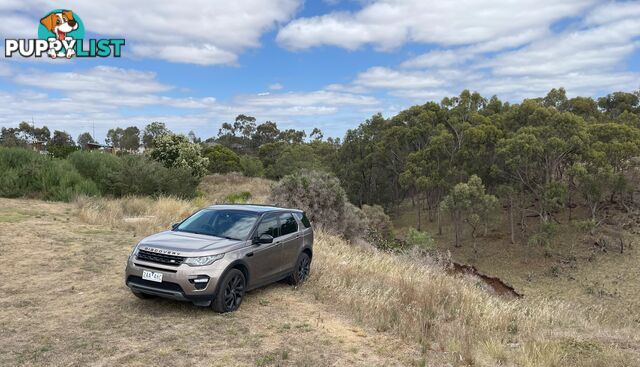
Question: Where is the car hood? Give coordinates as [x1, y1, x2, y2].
[138, 230, 245, 256]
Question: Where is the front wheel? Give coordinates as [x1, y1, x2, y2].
[288, 252, 311, 285]
[212, 269, 246, 313]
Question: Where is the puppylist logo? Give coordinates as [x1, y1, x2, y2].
[5, 9, 124, 59]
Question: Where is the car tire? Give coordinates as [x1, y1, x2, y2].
[288, 252, 311, 285]
[131, 290, 154, 299]
[212, 269, 246, 313]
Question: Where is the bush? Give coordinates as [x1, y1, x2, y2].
[270, 169, 364, 240]
[68, 150, 121, 192]
[0, 147, 98, 201]
[406, 227, 436, 250]
[343, 203, 369, 241]
[239, 155, 264, 177]
[69, 150, 198, 198]
[224, 191, 252, 203]
[108, 155, 199, 198]
[202, 145, 241, 174]
[362, 204, 394, 240]
[149, 134, 209, 178]
[0, 149, 202, 200]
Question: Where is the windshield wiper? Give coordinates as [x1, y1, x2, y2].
[178, 229, 240, 240]
[212, 234, 240, 241]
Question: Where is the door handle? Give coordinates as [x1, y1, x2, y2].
[246, 252, 254, 257]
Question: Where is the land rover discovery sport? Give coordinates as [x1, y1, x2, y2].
[125, 204, 313, 312]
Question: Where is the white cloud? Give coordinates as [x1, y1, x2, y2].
[277, 0, 594, 50]
[237, 90, 379, 107]
[5, 0, 300, 65]
[269, 83, 284, 90]
[584, 1, 640, 26]
[485, 19, 640, 78]
[337, 2, 640, 102]
[15, 66, 171, 94]
[0, 64, 381, 140]
[354, 66, 457, 90]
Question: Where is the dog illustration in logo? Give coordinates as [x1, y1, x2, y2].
[40, 10, 78, 58]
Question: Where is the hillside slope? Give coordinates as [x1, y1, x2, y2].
[2, 183, 638, 365]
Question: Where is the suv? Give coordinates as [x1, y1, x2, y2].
[125, 204, 313, 312]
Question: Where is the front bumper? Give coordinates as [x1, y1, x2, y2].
[125, 255, 226, 306]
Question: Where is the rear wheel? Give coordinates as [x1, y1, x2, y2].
[288, 252, 311, 285]
[212, 269, 246, 313]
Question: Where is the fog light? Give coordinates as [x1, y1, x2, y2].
[190, 276, 210, 290]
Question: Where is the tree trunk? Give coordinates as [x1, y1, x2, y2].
[509, 195, 515, 244]
[437, 208, 442, 235]
[454, 211, 461, 247]
[417, 195, 422, 231]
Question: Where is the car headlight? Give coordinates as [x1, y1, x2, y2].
[184, 253, 224, 266]
[129, 244, 140, 259]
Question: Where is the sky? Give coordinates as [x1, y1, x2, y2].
[1, 0, 639, 143]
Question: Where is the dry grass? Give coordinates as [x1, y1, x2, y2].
[309, 230, 639, 366]
[394, 203, 640, 328]
[4, 172, 639, 366]
[0, 198, 423, 367]
[198, 174, 272, 205]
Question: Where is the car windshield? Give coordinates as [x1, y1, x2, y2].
[175, 209, 258, 240]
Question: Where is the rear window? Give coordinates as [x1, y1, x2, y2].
[279, 213, 298, 236]
[294, 212, 312, 228]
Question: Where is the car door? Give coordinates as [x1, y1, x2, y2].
[246, 213, 285, 285]
[278, 212, 303, 272]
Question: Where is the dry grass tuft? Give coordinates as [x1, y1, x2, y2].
[74, 195, 199, 235]
[308, 230, 639, 366]
[198, 173, 273, 205]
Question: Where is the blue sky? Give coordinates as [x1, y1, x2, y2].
[1, 0, 639, 143]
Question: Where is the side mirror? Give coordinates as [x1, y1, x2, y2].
[254, 234, 273, 245]
[171, 223, 180, 230]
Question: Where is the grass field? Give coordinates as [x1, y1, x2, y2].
[1, 185, 639, 366]
[0, 198, 424, 366]
[393, 203, 640, 327]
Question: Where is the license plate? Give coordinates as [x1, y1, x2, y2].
[142, 270, 163, 283]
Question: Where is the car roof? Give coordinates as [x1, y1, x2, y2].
[205, 204, 303, 213]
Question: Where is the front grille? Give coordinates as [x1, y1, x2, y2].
[127, 275, 183, 293]
[137, 249, 185, 266]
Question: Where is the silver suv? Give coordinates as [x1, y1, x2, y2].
[125, 204, 313, 312]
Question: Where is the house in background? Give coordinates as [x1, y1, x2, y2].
[84, 142, 114, 154]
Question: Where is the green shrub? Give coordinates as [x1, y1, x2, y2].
[0, 147, 98, 201]
[149, 134, 208, 178]
[203, 144, 241, 174]
[362, 204, 394, 240]
[406, 227, 436, 250]
[239, 155, 264, 177]
[224, 191, 252, 203]
[0, 147, 199, 201]
[109, 155, 199, 198]
[68, 151, 199, 198]
[68, 150, 121, 192]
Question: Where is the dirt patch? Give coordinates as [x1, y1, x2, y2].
[448, 262, 523, 298]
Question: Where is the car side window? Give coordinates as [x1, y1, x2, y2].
[294, 212, 311, 228]
[279, 213, 298, 236]
[256, 215, 279, 238]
